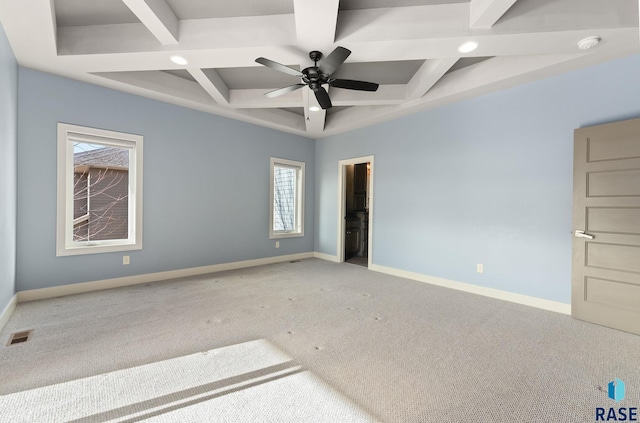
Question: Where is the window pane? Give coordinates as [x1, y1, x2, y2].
[273, 166, 297, 231]
[73, 142, 129, 241]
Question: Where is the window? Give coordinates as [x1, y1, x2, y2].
[57, 123, 143, 256]
[270, 157, 304, 238]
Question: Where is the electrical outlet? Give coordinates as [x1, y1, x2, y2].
[123, 255, 130, 265]
[275, 241, 280, 249]
[476, 263, 483, 273]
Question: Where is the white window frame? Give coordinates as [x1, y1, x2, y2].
[270, 157, 305, 239]
[56, 123, 143, 256]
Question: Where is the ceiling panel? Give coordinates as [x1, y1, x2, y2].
[446, 57, 493, 74]
[215, 66, 302, 90]
[281, 107, 305, 116]
[54, 0, 140, 26]
[161, 70, 197, 82]
[326, 106, 351, 115]
[331, 60, 424, 85]
[165, 0, 294, 20]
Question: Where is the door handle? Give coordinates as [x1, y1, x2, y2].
[574, 230, 594, 239]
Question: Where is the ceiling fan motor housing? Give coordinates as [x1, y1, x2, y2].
[302, 67, 326, 90]
[303, 50, 331, 89]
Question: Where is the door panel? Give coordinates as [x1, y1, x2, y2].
[573, 117, 640, 335]
[586, 243, 640, 273]
[585, 277, 640, 311]
[588, 131, 640, 162]
[587, 169, 640, 196]
[587, 207, 640, 234]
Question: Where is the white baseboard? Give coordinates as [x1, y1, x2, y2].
[17, 252, 315, 303]
[0, 294, 18, 333]
[14, 254, 571, 316]
[369, 263, 571, 315]
[313, 252, 339, 262]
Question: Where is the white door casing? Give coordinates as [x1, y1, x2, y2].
[337, 156, 374, 266]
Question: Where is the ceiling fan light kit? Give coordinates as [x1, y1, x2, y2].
[169, 55, 188, 65]
[255, 46, 380, 110]
[457, 41, 479, 53]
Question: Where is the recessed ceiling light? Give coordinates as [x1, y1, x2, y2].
[170, 55, 188, 65]
[577, 36, 601, 50]
[309, 106, 320, 112]
[457, 41, 479, 54]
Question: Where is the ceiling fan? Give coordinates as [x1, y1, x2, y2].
[255, 46, 379, 110]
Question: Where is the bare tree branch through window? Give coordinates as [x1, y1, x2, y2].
[73, 143, 129, 242]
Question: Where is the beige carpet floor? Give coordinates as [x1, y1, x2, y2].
[1, 258, 639, 422]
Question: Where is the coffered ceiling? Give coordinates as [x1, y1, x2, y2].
[0, 0, 638, 138]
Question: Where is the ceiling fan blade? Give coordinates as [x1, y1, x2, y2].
[255, 57, 303, 77]
[314, 87, 333, 109]
[264, 84, 305, 98]
[318, 46, 351, 76]
[330, 79, 379, 92]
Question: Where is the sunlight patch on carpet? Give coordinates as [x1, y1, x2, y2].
[0, 339, 379, 422]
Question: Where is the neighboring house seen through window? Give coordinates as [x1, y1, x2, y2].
[270, 158, 304, 238]
[57, 123, 143, 256]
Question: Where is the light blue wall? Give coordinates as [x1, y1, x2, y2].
[0, 23, 17, 313]
[17, 68, 314, 291]
[316, 53, 640, 304]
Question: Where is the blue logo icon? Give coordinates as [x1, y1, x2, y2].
[608, 378, 625, 403]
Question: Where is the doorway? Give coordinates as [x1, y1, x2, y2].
[338, 156, 374, 268]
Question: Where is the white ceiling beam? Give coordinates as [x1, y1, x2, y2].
[293, 0, 339, 51]
[470, 0, 519, 28]
[330, 85, 407, 106]
[406, 58, 459, 100]
[337, 3, 468, 43]
[50, 23, 639, 73]
[0, 0, 57, 63]
[338, 1, 637, 44]
[93, 70, 216, 106]
[303, 87, 327, 135]
[343, 28, 638, 62]
[122, 0, 179, 44]
[91, 71, 307, 136]
[233, 109, 307, 134]
[54, 1, 637, 67]
[188, 68, 230, 105]
[229, 89, 304, 108]
[228, 84, 406, 108]
[56, 14, 296, 56]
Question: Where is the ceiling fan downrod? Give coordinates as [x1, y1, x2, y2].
[303, 50, 324, 92]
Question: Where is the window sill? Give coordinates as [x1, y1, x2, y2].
[56, 241, 142, 257]
[269, 232, 304, 240]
